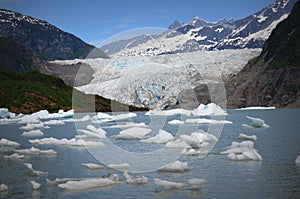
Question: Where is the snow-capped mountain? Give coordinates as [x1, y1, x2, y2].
[100, 0, 297, 56]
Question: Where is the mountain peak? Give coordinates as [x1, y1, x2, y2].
[168, 20, 184, 30]
[189, 16, 208, 27]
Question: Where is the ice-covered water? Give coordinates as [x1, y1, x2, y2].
[0, 108, 300, 198]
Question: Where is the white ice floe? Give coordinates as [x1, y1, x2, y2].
[220, 141, 262, 161]
[29, 137, 104, 147]
[82, 163, 104, 170]
[123, 171, 148, 184]
[23, 163, 48, 176]
[78, 125, 106, 139]
[186, 118, 232, 124]
[158, 160, 189, 173]
[236, 106, 275, 110]
[238, 133, 257, 141]
[108, 163, 131, 171]
[0, 183, 8, 192]
[165, 139, 190, 149]
[186, 178, 206, 189]
[113, 127, 151, 140]
[58, 178, 116, 190]
[168, 120, 185, 125]
[295, 155, 300, 164]
[3, 153, 24, 160]
[243, 116, 269, 128]
[93, 112, 137, 123]
[63, 115, 91, 123]
[0, 108, 23, 124]
[140, 129, 174, 144]
[21, 129, 44, 137]
[30, 181, 41, 190]
[182, 148, 202, 156]
[41, 109, 74, 120]
[104, 122, 147, 129]
[179, 130, 218, 148]
[0, 138, 20, 147]
[15, 147, 56, 155]
[154, 178, 184, 189]
[43, 120, 65, 125]
[46, 178, 87, 186]
[19, 123, 49, 130]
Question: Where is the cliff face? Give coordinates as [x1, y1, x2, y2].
[226, 1, 300, 108]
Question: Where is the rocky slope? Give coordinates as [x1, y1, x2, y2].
[226, 0, 300, 108]
[0, 8, 108, 61]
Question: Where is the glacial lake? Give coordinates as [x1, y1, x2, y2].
[0, 108, 300, 199]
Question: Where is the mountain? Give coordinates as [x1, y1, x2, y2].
[100, 0, 297, 56]
[0, 8, 108, 61]
[226, 0, 300, 108]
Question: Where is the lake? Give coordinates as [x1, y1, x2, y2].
[0, 108, 300, 199]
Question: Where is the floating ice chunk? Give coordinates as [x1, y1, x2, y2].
[41, 109, 74, 120]
[18, 110, 49, 124]
[186, 178, 206, 189]
[3, 153, 24, 160]
[236, 107, 275, 110]
[221, 141, 262, 161]
[105, 122, 147, 129]
[186, 118, 232, 124]
[58, 178, 116, 190]
[180, 131, 218, 148]
[0, 108, 21, 119]
[141, 129, 174, 144]
[46, 177, 87, 186]
[63, 115, 91, 123]
[29, 137, 104, 147]
[0, 117, 22, 125]
[20, 123, 49, 130]
[158, 160, 189, 173]
[243, 116, 269, 128]
[102, 173, 120, 182]
[295, 155, 300, 164]
[165, 139, 190, 149]
[0, 138, 20, 147]
[123, 171, 148, 184]
[77, 127, 106, 139]
[30, 181, 41, 190]
[108, 163, 131, 171]
[238, 133, 257, 140]
[24, 163, 48, 176]
[0, 183, 8, 192]
[15, 147, 57, 155]
[182, 148, 202, 156]
[192, 103, 227, 116]
[82, 163, 104, 170]
[94, 112, 137, 123]
[154, 178, 184, 189]
[43, 120, 65, 125]
[21, 129, 44, 137]
[113, 127, 151, 140]
[168, 120, 184, 125]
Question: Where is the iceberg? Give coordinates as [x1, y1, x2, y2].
[108, 163, 131, 171]
[18, 110, 49, 124]
[3, 153, 24, 160]
[220, 141, 262, 161]
[30, 181, 41, 190]
[58, 178, 116, 191]
[146, 103, 227, 116]
[179, 130, 218, 148]
[158, 160, 189, 173]
[0, 108, 22, 124]
[295, 155, 300, 164]
[186, 118, 232, 124]
[43, 120, 65, 125]
[77, 125, 107, 139]
[21, 129, 44, 137]
[154, 178, 184, 189]
[182, 148, 202, 156]
[15, 147, 56, 155]
[236, 106, 275, 110]
[123, 171, 148, 184]
[238, 133, 257, 140]
[243, 116, 269, 128]
[104, 122, 147, 129]
[19, 123, 49, 130]
[0, 138, 20, 147]
[41, 109, 74, 120]
[168, 120, 185, 125]
[82, 163, 104, 170]
[0, 183, 8, 192]
[186, 178, 206, 189]
[93, 112, 137, 123]
[140, 129, 174, 144]
[29, 137, 104, 147]
[113, 127, 151, 140]
[165, 139, 190, 149]
[23, 163, 48, 176]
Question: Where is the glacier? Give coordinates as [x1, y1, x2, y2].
[52, 49, 260, 109]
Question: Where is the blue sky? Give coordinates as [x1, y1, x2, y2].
[0, 0, 275, 45]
